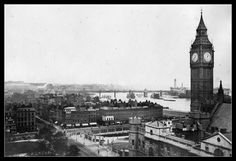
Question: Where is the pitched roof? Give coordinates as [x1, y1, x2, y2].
[223, 133, 232, 142]
[203, 132, 232, 145]
[209, 103, 232, 132]
[197, 13, 207, 30]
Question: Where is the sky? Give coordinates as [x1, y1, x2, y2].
[5, 5, 231, 90]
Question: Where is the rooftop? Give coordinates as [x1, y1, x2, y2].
[210, 103, 232, 133]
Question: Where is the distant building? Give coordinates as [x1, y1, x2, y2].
[64, 108, 98, 127]
[213, 87, 231, 96]
[143, 89, 148, 97]
[5, 110, 17, 134]
[170, 79, 188, 96]
[16, 107, 37, 133]
[150, 93, 160, 99]
[102, 115, 115, 122]
[63, 105, 163, 128]
[64, 106, 76, 114]
[127, 91, 135, 99]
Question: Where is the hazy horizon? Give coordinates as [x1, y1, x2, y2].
[5, 5, 232, 90]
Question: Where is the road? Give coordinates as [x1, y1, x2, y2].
[36, 115, 98, 157]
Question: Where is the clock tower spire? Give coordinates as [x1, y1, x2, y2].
[189, 11, 215, 129]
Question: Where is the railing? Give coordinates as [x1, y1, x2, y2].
[94, 130, 129, 136]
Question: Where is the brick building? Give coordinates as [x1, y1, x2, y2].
[16, 107, 37, 133]
[64, 105, 163, 127]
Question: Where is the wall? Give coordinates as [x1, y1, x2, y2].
[145, 138, 197, 156]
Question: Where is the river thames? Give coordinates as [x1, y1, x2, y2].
[94, 92, 190, 112]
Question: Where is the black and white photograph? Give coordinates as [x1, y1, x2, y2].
[4, 4, 231, 157]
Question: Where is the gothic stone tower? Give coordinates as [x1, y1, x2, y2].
[129, 117, 142, 156]
[190, 12, 215, 128]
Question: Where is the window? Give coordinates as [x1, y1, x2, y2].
[149, 147, 154, 156]
[217, 137, 221, 142]
[142, 141, 145, 148]
[150, 130, 153, 135]
[214, 149, 224, 156]
[150, 140, 153, 145]
[205, 146, 209, 151]
[132, 140, 134, 145]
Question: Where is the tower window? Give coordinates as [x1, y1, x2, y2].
[132, 139, 134, 145]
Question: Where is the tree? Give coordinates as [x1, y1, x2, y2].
[66, 144, 80, 156]
[93, 96, 100, 103]
[85, 96, 91, 102]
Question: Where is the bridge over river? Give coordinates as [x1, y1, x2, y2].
[80, 89, 170, 98]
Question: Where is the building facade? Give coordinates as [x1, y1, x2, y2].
[128, 117, 231, 157]
[15, 107, 37, 133]
[200, 132, 232, 157]
[63, 105, 163, 127]
[129, 117, 198, 156]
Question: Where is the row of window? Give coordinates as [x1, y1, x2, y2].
[66, 118, 96, 123]
[17, 118, 34, 122]
[18, 109, 35, 112]
[17, 122, 35, 126]
[71, 115, 97, 118]
[17, 113, 35, 117]
[131, 139, 145, 149]
[17, 127, 36, 132]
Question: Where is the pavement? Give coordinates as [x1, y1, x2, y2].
[35, 116, 121, 157]
[67, 132, 119, 157]
[53, 124, 119, 157]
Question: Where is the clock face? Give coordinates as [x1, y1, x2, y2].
[192, 53, 198, 62]
[204, 52, 212, 62]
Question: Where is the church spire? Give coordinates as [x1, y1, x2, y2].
[217, 80, 224, 103]
[218, 80, 224, 94]
[197, 10, 207, 31]
[192, 10, 211, 45]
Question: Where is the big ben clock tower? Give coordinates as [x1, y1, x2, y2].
[190, 11, 214, 128]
